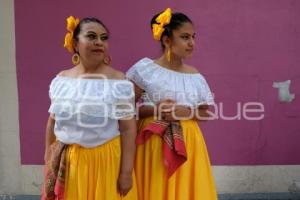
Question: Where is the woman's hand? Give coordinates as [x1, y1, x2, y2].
[157, 99, 176, 111]
[161, 105, 193, 121]
[117, 172, 133, 196]
[157, 99, 176, 121]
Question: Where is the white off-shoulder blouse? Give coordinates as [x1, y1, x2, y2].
[48, 75, 135, 147]
[126, 57, 214, 107]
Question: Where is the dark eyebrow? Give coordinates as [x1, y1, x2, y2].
[86, 31, 108, 35]
[181, 32, 191, 35]
[180, 32, 196, 37]
[86, 31, 97, 34]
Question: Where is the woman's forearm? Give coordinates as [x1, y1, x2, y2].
[192, 107, 209, 121]
[119, 119, 137, 174]
[45, 116, 56, 149]
[44, 115, 56, 162]
[137, 105, 156, 119]
[172, 105, 209, 121]
[138, 104, 210, 121]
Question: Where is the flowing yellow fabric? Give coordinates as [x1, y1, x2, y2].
[64, 136, 138, 200]
[135, 118, 218, 200]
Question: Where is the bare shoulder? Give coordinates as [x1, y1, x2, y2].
[57, 68, 77, 77]
[184, 64, 200, 74]
[109, 67, 126, 80]
[57, 70, 67, 76]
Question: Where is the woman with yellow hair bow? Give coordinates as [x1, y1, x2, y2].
[126, 8, 218, 200]
[41, 16, 138, 200]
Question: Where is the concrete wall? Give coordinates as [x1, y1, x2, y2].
[0, 0, 299, 195]
[0, 0, 42, 195]
[0, 0, 22, 194]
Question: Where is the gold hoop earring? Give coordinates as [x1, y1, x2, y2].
[72, 53, 80, 65]
[104, 55, 112, 65]
[167, 48, 171, 62]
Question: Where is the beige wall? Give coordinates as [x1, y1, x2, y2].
[0, 0, 22, 194]
[0, 0, 42, 195]
[0, 0, 299, 195]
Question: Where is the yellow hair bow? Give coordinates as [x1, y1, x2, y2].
[64, 16, 80, 53]
[152, 8, 172, 41]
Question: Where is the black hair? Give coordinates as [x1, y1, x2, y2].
[151, 12, 193, 49]
[72, 17, 109, 52]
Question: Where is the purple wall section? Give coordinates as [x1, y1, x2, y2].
[15, 0, 300, 165]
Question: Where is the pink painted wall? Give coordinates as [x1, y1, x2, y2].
[15, 0, 300, 164]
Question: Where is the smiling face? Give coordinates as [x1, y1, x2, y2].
[167, 22, 195, 59]
[74, 22, 109, 65]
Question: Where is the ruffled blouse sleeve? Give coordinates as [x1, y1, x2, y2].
[196, 74, 215, 106]
[126, 58, 153, 90]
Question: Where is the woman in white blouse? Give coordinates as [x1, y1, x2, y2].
[42, 17, 138, 200]
[126, 9, 218, 200]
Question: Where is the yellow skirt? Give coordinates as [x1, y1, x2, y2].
[135, 118, 218, 200]
[64, 136, 138, 200]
